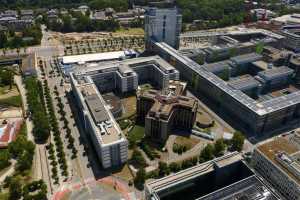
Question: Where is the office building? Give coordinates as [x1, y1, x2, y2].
[145, 152, 280, 200]
[59, 50, 138, 75]
[137, 81, 198, 143]
[71, 77, 128, 169]
[281, 27, 300, 52]
[151, 39, 300, 136]
[271, 14, 300, 26]
[70, 56, 179, 168]
[145, 3, 182, 49]
[252, 133, 300, 200]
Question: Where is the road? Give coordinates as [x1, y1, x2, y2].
[36, 27, 101, 198]
[11, 27, 88, 197]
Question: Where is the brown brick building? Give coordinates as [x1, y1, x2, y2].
[137, 81, 198, 143]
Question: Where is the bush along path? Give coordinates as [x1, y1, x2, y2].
[43, 79, 68, 180]
[53, 86, 77, 159]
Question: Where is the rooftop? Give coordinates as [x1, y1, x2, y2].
[72, 55, 175, 76]
[228, 75, 261, 91]
[138, 81, 197, 120]
[62, 51, 132, 65]
[75, 82, 125, 145]
[146, 152, 279, 200]
[257, 136, 300, 184]
[21, 53, 37, 75]
[230, 53, 262, 65]
[257, 66, 294, 81]
[147, 152, 243, 193]
[272, 14, 300, 24]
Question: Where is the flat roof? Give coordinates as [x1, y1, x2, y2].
[72, 55, 176, 76]
[258, 66, 294, 81]
[252, 60, 269, 71]
[273, 14, 300, 24]
[154, 41, 300, 115]
[146, 152, 242, 193]
[75, 82, 125, 145]
[228, 76, 260, 91]
[202, 60, 231, 73]
[85, 94, 109, 124]
[230, 53, 262, 64]
[62, 51, 126, 64]
[257, 136, 300, 185]
[22, 53, 36, 73]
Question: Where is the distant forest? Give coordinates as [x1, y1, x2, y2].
[0, 0, 128, 11]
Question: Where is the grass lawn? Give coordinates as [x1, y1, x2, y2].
[0, 95, 22, 107]
[128, 125, 145, 142]
[113, 164, 133, 181]
[175, 136, 200, 150]
[0, 192, 9, 200]
[139, 84, 153, 92]
[0, 85, 18, 96]
[114, 28, 144, 36]
[121, 95, 136, 118]
[0, 86, 8, 94]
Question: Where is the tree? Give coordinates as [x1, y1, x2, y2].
[0, 149, 11, 170]
[134, 168, 146, 190]
[169, 162, 181, 173]
[131, 149, 146, 167]
[16, 150, 34, 171]
[0, 31, 7, 49]
[23, 180, 47, 200]
[214, 139, 226, 157]
[200, 144, 214, 161]
[8, 177, 22, 200]
[158, 162, 169, 177]
[231, 131, 245, 152]
[8, 135, 28, 158]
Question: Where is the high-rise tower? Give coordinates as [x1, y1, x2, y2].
[144, 2, 182, 49]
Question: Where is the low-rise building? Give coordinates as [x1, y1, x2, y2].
[281, 27, 300, 52]
[21, 53, 37, 76]
[272, 14, 300, 26]
[91, 10, 106, 21]
[59, 50, 138, 75]
[250, 9, 276, 20]
[1, 10, 18, 18]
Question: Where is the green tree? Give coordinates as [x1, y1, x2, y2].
[214, 139, 226, 156]
[255, 42, 264, 54]
[23, 180, 47, 200]
[169, 162, 181, 173]
[8, 177, 22, 200]
[158, 162, 170, 177]
[0, 149, 11, 170]
[131, 149, 147, 167]
[0, 31, 8, 48]
[134, 168, 146, 190]
[200, 144, 214, 161]
[231, 131, 245, 152]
